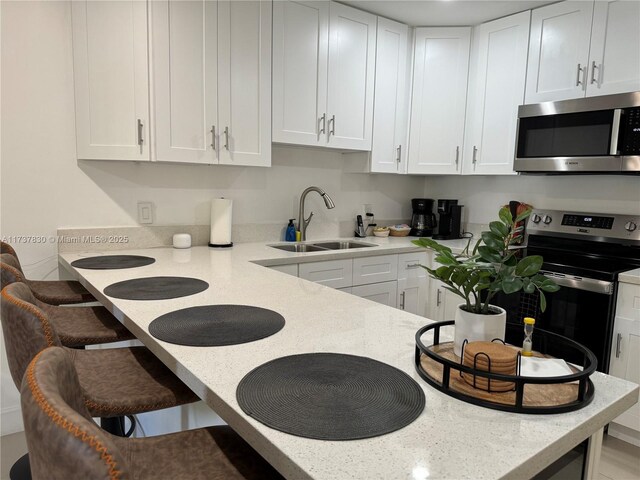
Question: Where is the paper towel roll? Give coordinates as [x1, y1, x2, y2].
[209, 198, 233, 247]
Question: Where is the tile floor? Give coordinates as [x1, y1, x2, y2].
[1, 429, 639, 479]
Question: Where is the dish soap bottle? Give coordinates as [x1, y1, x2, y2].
[285, 219, 297, 242]
[522, 317, 535, 356]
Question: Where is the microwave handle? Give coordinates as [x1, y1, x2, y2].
[610, 109, 622, 156]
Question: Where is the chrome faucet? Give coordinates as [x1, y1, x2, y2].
[297, 186, 336, 241]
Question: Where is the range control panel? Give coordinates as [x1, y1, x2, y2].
[528, 209, 640, 243]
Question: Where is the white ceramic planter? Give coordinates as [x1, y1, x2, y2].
[453, 304, 507, 357]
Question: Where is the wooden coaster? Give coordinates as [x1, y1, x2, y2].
[461, 341, 518, 391]
[421, 343, 583, 408]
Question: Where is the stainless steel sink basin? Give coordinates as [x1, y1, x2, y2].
[311, 241, 377, 250]
[269, 244, 327, 253]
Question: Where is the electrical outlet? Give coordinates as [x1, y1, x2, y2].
[137, 202, 154, 224]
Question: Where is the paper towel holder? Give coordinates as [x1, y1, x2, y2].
[208, 241, 233, 248]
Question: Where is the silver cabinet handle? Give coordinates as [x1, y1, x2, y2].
[211, 125, 216, 150]
[400, 291, 406, 310]
[472, 145, 478, 166]
[590, 61, 600, 86]
[436, 289, 442, 306]
[137, 119, 144, 145]
[455, 146, 460, 168]
[576, 63, 584, 86]
[615, 333, 622, 358]
[406, 263, 421, 269]
[396, 145, 402, 164]
[224, 126, 229, 150]
[329, 115, 335, 136]
[319, 113, 326, 135]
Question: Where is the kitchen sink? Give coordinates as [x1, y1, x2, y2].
[312, 241, 377, 250]
[269, 244, 327, 253]
[269, 241, 377, 253]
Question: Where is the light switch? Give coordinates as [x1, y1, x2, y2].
[137, 202, 154, 224]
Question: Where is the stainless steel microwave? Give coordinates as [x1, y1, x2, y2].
[514, 92, 640, 173]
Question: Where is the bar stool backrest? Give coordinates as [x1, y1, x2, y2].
[1, 254, 26, 289]
[21, 347, 129, 480]
[0, 282, 62, 389]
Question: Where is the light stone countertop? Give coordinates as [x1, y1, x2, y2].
[59, 237, 639, 480]
[619, 268, 640, 285]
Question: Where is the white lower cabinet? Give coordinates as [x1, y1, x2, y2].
[397, 252, 428, 316]
[608, 281, 640, 446]
[268, 264, 298, 276]
[352, 281, 398, 308]
[353, 255, 398, 286]
[298, 259, 352, 289]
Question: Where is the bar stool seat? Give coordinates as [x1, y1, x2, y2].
[1, 282, 198, 420]
[2, 256, 134, 347]
[22, 347, 283, 480]
[0, 243, 94, 305]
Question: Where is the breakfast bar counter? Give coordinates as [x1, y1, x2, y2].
[59, 239, 639, 480]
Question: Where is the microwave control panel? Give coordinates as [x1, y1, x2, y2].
[621, 107, 640, 155]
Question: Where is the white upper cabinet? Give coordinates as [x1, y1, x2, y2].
[217, 1, 272, 166]
[526, 0, 640, 103]
[326, 3, 376, 150]
[370, 18, 410, 173]
[525, 1, 594, 104]
[151, 0, 271, 167]
[408, 27, 471, 174]
[71, 1, 149, 161]
[151, 1, 217, 164]
[464, 11, 530, 175]
[272, 1, 329, 147]
[272, 1, 376, 151]
[587, 0, 640, 97]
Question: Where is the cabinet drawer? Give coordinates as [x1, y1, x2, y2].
[353, 255, 398, 286]
[398, 252, 427, 281]
[299, 259, 353, 289]
[269, 264, 298, 277]
[616, 282, 640, 321]
[351, 281, 398, 308]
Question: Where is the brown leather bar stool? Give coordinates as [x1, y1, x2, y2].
[21, 347, 283, 480]
[0, 242, 94, 305]
[1, 255, 134, 347]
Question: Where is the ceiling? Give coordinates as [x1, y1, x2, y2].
[340, 0, 558, 26]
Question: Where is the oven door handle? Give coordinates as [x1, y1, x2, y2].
[541, 271, 613, 295]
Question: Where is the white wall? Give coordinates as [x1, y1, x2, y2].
[424, 175, 640, 225]
[0, 1, 425, 435]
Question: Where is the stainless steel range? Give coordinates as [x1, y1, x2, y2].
[493, 209, 640, 373]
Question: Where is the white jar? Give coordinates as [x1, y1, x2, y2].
[172, 233, 192, 249]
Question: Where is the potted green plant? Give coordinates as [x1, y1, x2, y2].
[412, 207, 560, 356]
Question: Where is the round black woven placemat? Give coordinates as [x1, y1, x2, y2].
[71, 255, 156, 270]
[103, 276, 209, 300]
[237, 353, 425, 440]
[149, 305, 285, 346]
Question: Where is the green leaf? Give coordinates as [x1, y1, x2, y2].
[478, 246, 502, 263]
[489, 221, 508, 238]
[524, 282, 536, 294]
[540, 281, 560, 293]
[515, 255, 543, 277]
[540, 291, 547, 312]
[499, 207, 514, 226]
[443, 286, 466, 299]
[502, 277, 523, 294]
[515, 208, 532, 223]
[481, 232, 503, 251]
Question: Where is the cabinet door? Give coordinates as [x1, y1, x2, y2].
[525, 1, 594, 103]
[370, 18, 409, 173]
[272, 1, 329, 146]
[587, 0, 640, 97]
[326, 3, 377, 150]
[71, 1, 149, 161]
[269, 264, 298, 276]
[151, 0, 217, 164]
[299, 259, 352, 289]
[609, 282, 640, 433]
[352, 281, 398, 308]
[408, 27, 470, 174]
[352, 255, 398, 286]
[217, 1, 272, 167]
[398, 279, 427, 316]
[464, 11, 530, 175]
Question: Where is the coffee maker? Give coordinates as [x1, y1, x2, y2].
[433, 199, 463, 240]
[410, 198, 437, 236]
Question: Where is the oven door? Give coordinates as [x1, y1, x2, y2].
[498, 272, 616, 373]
